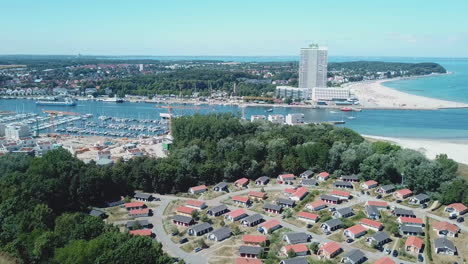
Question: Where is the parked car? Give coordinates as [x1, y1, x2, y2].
[376, 194, 382, 199]
[194, 247, 203, 253]
[457, 217, 464, 223]
[418, 254, 424, 262]
[366, 191, 370, 195]
[392, 250, 398, 257]
[324, 231, 331, 235]
[385, 248, 391, 255]
[449, 214, 457, 219]
[420, 203, 428, 209]
[179, 238, 188, 244]
[329, 207, 336, 212]
[396, 200, 402, 203]
[346, 238, 353, 243]
[171, 231, 178, 236]
[360, 190, 365, 194]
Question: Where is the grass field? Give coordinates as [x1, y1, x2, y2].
[0, 253, 17, 264]
[457, 162, 468, 180]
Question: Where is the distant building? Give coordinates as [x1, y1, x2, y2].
[299, 44, 328, 88]
[285, 113, 304, 125]
[5, 123, 30, 140]
[250, 115, 266, 122]
[267, 114, 284, 124]
[312, 87, 350, 101]
[275, 86, 311, 100]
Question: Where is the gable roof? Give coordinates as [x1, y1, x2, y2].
[434, 238, 456, 251]
[405, 236, 423, 249]
[256, 176, 269, 183]
[369, 231, 390, 243]
[263, 203, 282, 211]
[374, 257, 395, 264]
[342, 249, 365, 263]
[239, 246, 262, 255]
[172, 215, 193, 224]
[433, 221, 460, 233]
[447, 203, 467, 212]
[341, 175, 359, 181]
[214, 182, 229, 189]
[360, 218, 383, 229]
[398, 217, 423, 224]
[125, 202, 145, 208]
[235, 178, 249, 185]
[413, 193, 429, 201]
[260, 219, 281, 230]
[367, 201, 388, 207]
[283, 244, 308, 253]
[242, 234, 267, 244]
[235, 258, 262, 264]
[176, 206, 196, 215]
[277, 198, 295, 206]
[336, 207, 354, 216]
[210, 226, 231, 239]
[366, 205, 380, 216]
[400, 224, 423, 234]
[284, 232, 309, 244]
[280, 257, 308, 264]
[317, 172, 329, 178]
[362, 180, 378, 186]
[186, 200, 205, 207]
[300, 170, 314, 177]
[89, 209, 106, 217]
[129, 229, 152, 236]
[249, 191, 267, 199]
[321, 194, 340, 202]
[379, 184, 395, 191]
[345, 224, 367, 235]
[308, 200, 327, 208]
[134, 192, 152, 199]
[233, 196, 250, 203]
[291, 187, 308, 198]
[298, 211, 319, 220]
[190, 222, 212, 233]
[333, 181, 353, 187]
[323, 218, 342, 228]
[128, 208, 149, 215]
[190, 185, 207, 191]
[320, 241, 341, 254]
[396, 188, 413, 196]
[279, 173, 295, 179]
[301, 179, 317, 185]
[394, 208, 415, 216]
[227, 208, 247, 218]
[330, 189, 351, 197]
[242, 214, 263, 223]
[208, 204, 228, 214]
[126, 219, 150, 228]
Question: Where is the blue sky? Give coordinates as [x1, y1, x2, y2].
[1, 0, 467, 57]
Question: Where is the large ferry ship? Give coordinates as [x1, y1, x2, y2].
[36, 97, 76, 106]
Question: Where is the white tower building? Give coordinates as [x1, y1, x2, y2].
[299, 44, 328, 88]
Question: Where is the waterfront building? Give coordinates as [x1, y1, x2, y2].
[285, 113, 304, 125]
[267, 114, 284, 124]
[250, 115, 266, 122]
[5, 123, 30, 140]
[312, 87, 350, 101]
[275, 86, 311, 100]
[299, 44, 328, 89]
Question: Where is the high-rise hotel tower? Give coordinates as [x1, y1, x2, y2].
[299, 44, 328, 88]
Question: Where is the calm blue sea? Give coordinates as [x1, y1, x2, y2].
[1, 56, 468, 139]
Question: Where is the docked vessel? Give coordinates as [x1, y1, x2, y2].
[101, 95, 124, 103]
[340, 107, 352, 112]
[36, 97, 76, 106]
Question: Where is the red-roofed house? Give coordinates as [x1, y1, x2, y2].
[361, 180, 378, 189]
[298, 212, 319, 223]
[343, 224, 367, 239]
[445, 203, 468, 216]
[188, 185, 207, 194]
[433, 221, 460, 237]
[374, 257, 395, 264]
[277, 174, 295, 184]
[318, 241, 342, 259]
[306, 200, 327, 211]
[129, 208, 150, 217]
[129, 229, 153, 237]
[394, 189, 413, 200]
[233, 196, 251, 206]
[234, 178, 249, 188]
[242, 235, 267, 245]
[284, 188, 296, 196]
[290, 187, 309, 201]
[225, 209, 248, 221]
[330, 190, 351, 200]
[186, 200, 207, 210]
[360, 218, 384, 231]
[176, 206, 196, 217]
[317, 172, 330, 181]
[366, 201, 389, 209]
[405, 236, 424, 254]
[249, 191, 267, 200]
[281, 244, 309, 256]
[258, 219, 281, 234]
[398, 217, 424, 227]
[125, 202, 145, 210]
[235, 258, 262, 264]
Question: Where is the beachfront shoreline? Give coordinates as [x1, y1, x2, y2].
[364, 134, 468, 165]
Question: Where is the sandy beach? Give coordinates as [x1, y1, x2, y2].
[365, 135, 468, 165]
[347, 78, 468, 110]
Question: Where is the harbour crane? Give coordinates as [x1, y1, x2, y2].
[156, 105, 208, 135]
[42, 110, 80, 135]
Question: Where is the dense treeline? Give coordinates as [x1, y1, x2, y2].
[0, 150, 170, 264]
[0, 114, 466, 263]
[97, 69, 275, 96]
[328, 61, 447, 75]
